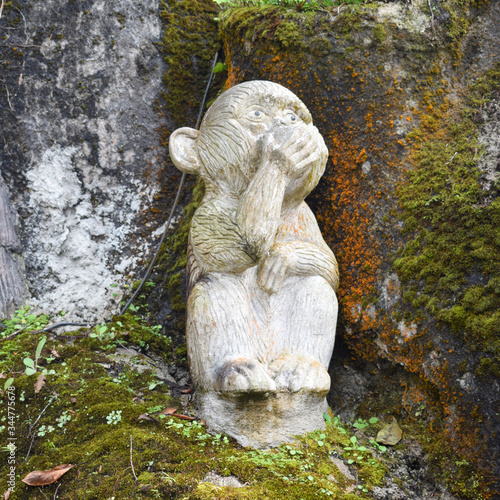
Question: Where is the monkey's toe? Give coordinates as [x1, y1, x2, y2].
[214, 358, 276, 394]
[270, 354, 330, 394]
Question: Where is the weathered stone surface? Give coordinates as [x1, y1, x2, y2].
[0, 175, 25, 317]
[0, 0, 167, 321]
[169, 81, 339, 447]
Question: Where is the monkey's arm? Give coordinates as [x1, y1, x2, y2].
[235, 162, 288, 258]
[258, 202, 339, 293]
[190, 200, 258, 273]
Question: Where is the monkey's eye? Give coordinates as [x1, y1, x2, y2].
[244, 108, 268, 122]
[285, 111, 297, 123]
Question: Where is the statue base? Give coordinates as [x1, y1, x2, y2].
[197, 390, 328, 449]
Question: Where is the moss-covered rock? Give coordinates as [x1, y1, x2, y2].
[220, 1, 500, 497]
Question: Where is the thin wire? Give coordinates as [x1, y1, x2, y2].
[42, 51, 219, 333]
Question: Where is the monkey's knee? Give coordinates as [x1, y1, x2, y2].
[187, 277, 260, 389]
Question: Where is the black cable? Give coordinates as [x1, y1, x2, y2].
[42, 51, 220, 333]
[118, 50, 219, 316]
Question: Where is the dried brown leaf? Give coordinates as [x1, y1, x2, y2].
[138, 414, 156, 422]
[376, 417, 403, 446]
[70, 397, 77, 403]
[34, 373, 46, 394]
[161, 407, 177, 415]
[0, 372, 6, 379]
[4, 489, 11, 499]
[50, 348, 60, 358]
[180, 385, 193, 394]
[172, 413, 195, 421]
[22, 464, 74, 486]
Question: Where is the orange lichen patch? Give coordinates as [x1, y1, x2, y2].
[317, 132, 380, 333]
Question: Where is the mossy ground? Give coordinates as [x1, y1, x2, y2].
[1, 314, 392, 499]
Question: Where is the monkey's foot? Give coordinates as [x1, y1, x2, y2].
[270, 354, 330, 394]
[214, 358, 276, 394]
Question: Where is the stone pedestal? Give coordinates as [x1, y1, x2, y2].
[198, 391, 327, 449]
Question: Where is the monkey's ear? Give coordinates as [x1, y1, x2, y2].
[169, 127, 201, 175]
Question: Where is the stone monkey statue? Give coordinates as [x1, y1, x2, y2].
[169, 80, 339, 447]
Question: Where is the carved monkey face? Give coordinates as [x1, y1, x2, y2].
[169, 81, 328, 201]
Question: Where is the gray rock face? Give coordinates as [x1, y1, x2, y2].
[0, 0, 166, 321]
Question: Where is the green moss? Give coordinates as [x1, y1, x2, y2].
[159, 0, 221, 127]
[373, 24, 386, 44]
[0, 316, 394, 499]
[394, 64, 500, 379]
[274, 21, 305, 49]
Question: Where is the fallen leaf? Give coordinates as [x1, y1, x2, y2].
[138, 414, 160, 422]
[98, 465, 102, 474]
[34, 373, 46, 394]
[4, 489, 11, 499]
[161, 407, 177, 415]
[0, 372, 6, 379]
[70, 397, 77, 403]
[180, 385, 193, 394]
[172, 413, 195, 421]
[376, 417, 403, 446]
[200, 420, 206, 426]
[22, 464, 74, 486]
[50, 348, 60, 358]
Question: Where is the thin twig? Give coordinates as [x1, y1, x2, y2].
[444, 152, 457, 165]
[0, 79, 14, 111]
[26, 394, 57, 461]
[130, 435, 138, 482]
[53, 483, 61, 499]
[427, 0, 435, 34]
[13, 6, 28, 44]
[3, 325, 28, 339]
[25, 433, 37, 463]
[0, 44, 41, 47]
[38, 487, 49, 500]
[116, 340, 158, 367]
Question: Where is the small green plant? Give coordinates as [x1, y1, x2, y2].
[316, 432, 326, 447]
[353, 417, 379, 429]
[57, 410, 72, 430]
[37, 425, 55, 437]
[90, 323, 114, 341]
[106, 410, 122, 425]
[323, 412, 347, 434]
[23, 336, 46, 376]
[283, 444, 304, 456]
[370, 439, 387, 453]
[213, 62, 228, 73]
[3, 377, 14, 392]
[1, 307, 49, 338]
